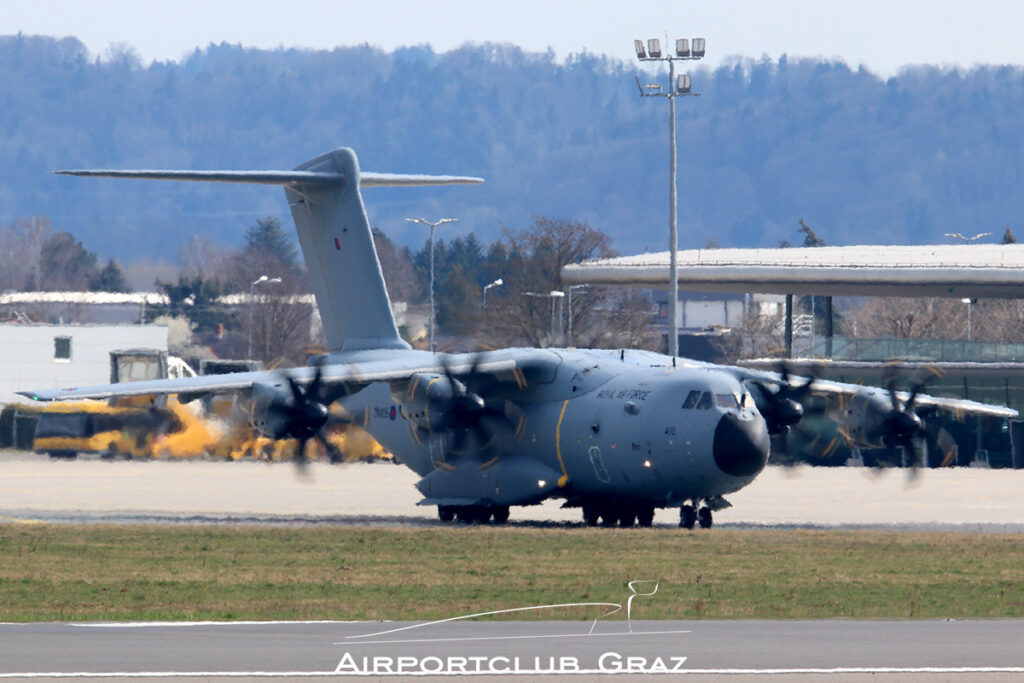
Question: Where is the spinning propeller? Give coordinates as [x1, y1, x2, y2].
[278, 363, 331, 473]
[753, 362, 825, 453]
[438, 354, 519, 458]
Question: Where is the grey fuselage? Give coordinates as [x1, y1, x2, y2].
[336, 347, 770, 509]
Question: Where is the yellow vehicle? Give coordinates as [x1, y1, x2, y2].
[33, 397, 220, 460]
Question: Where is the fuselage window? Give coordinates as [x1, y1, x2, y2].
[682, 390, 701, 409]
[696, 391, 713, 409]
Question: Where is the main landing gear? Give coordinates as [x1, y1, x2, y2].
[437, 504, 510, 525]
[679, 501, 713, 529]
[580, 501, 656, 528]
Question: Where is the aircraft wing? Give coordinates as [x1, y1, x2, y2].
[728, 365, 1018, 419]
[18, 353, 520, 403]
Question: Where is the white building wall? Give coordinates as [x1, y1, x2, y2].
[0, 324, 167, 406]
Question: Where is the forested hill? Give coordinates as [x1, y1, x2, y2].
[2, 34, 1024, 262]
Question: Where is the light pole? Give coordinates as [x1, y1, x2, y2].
[634, 36, 705, 358]
[248, 274, 281, 360]
[407, 217, 457, 353]
[525, 290, 565, 347]
[483, 278, 504, 309]
[566, 284, 588, 347]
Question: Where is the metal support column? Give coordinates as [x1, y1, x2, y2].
[784, 294, 793, 358]
[824, 295, 834, 357]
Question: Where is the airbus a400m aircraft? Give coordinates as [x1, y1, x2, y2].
[22, 148, 1016, 528]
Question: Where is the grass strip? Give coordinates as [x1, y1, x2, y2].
[1, 524, 1023, 622]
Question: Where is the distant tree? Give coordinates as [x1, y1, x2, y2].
[484, 217, 655, 349]
[1003, 226, 1017, 244]
[372, 227, 418, 303]
[0, 216, 50, 292]
[91, 259, 131, 292]
[244, 217, 299, 266]
[150, 276, 232, 336]
[38, 231, 100, 291]
[798, 219, 826, 247]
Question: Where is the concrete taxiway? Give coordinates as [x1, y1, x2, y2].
[1, 450, 1023, 528]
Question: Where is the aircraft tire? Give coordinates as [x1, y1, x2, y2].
[437, 505, 456, 523]
[48, 450, 77, 460]
[679, 504, 697, 529]
[637, 506, 655, 528]
[698, 507, 713, 529]
[492, 506, 510, 524]
[599, 506, 618, 527]
[473, 506, 493, 524]
[618, 507, 637, 528]
[583, 504, 600, 527]
[455, 507, 475, 524]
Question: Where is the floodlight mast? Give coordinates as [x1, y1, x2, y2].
[634, 35, 704, 358]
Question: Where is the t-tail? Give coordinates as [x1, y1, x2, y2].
[56, 148, 482, 352]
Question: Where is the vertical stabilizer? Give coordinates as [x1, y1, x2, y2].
[55, 147, 483, 352]
[285, 149, 405, 352]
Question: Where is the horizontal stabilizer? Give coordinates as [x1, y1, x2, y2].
[360, 173, 483, 187]
[55, 169, 483, 187]
[54, 169, 344, 185]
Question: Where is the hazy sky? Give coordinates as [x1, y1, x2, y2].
[6, 0, 1024, 76]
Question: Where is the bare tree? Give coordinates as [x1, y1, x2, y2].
[482, 217, 656, 349]
[846, 297, 965, 339]
[0, 216, 50, 292]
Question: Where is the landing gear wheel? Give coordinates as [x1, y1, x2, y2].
[618, 507, 637, 528]
[679, 504, 697, 529]
[48, 450, 77, 459]
[583, 504, 600, 527]
[455, 507, 474, 524]
[599, 505, 618, 527]
[473, 506, 493, 524]
[698, 507, 713, 529]
[492, 506, 510, 524]
[637, 505, 655, 528]
[437, 505, 455, 523]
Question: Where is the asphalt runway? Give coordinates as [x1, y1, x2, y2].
[2, 450, 1023, 529]
[1, 619, 1024, 681]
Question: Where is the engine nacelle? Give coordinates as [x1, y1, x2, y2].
[247, 381, 295, 439]
[834, 389, 914, 448]
[391, 372, 465, 432]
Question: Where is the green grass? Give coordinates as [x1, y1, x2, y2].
[1, 524, 1023, 622]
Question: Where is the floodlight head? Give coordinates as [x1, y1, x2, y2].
[647, 38, 662, 59]
[675, 38, 690, 58]
[494, 278, 504, 286]
[691, 37, 706, 58]
[634, 39, 646, 59]
[676, 73, 692, 94]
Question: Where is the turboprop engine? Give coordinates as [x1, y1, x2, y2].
[246, 365, 334, 469]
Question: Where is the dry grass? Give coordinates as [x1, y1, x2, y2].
[1, 524, 1023, 622]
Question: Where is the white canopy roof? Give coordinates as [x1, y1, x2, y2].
[562, 244, 1024, 298]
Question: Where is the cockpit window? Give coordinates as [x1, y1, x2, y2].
[715, 393, 739, 409]
[696, 391, 713, 409]
[682, 390, 701, 409]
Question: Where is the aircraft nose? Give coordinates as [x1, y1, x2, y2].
[712, 412, 770, 478]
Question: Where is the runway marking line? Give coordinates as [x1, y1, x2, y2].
[332, 628, 693, 646]
[3, 667, 1024, 677]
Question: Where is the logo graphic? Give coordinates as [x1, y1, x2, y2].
[333, 581, 690, 675]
